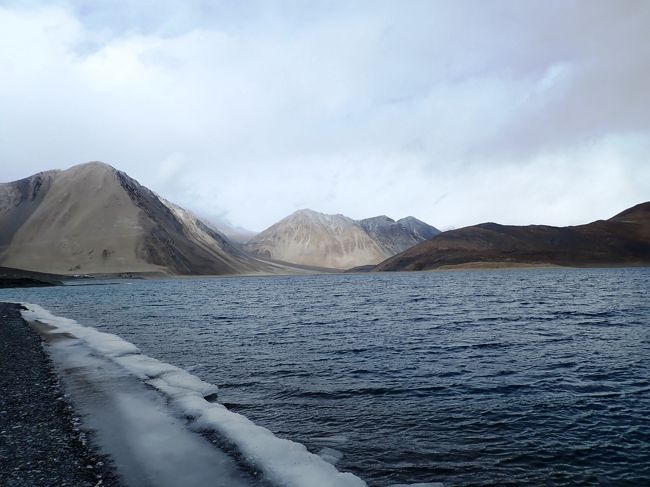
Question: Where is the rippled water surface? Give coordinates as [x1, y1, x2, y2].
[3, 268, 650, 486]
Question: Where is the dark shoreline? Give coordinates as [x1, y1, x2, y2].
[0, 302, 121, 486]
[0, 267, 64, 288]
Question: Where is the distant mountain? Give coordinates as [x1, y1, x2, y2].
[373, 202, 650, 271]
[244, 209, 439, 269]
[0, 162, 288, 276]
[397, 216, 441, 240]
[359, 215, 440, 255]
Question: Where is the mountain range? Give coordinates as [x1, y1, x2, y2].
[0, 162, 438, 275]
[243, 209, 439, 269]
[2, 162, 648, 277]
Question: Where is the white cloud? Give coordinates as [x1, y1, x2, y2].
[1, 1, 649, 231]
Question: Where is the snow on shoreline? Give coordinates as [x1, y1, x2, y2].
[20, 303, 367, 487]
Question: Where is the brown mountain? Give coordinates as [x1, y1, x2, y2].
[244, 209, 387, 269]
[244, 209, 439, 269]
[373, 202, 650, 271]
[0, 162, 294, 276]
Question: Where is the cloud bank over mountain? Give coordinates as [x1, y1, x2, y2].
[1, 1, 649, 231]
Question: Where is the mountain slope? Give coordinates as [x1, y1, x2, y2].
[244, 209, 439, 269]
[373, 202, 650, 271]
[0, 162, 280, 275]
[243, 209, 387, 269]
[397, 216, 441, 240]
[359, 215, 439, 255]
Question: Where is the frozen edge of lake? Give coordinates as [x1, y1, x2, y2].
[19, 302, 367, 487]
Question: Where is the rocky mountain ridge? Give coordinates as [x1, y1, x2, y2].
[244, 209, 439, 269]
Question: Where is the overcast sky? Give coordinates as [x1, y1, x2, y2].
[1, 0, 649, 231]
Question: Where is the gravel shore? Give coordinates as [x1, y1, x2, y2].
[0, 302, 121, 486]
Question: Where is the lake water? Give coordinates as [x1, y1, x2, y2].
[3, 268, 650, 486]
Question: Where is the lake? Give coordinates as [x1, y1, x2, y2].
[2, 267, 649, 486]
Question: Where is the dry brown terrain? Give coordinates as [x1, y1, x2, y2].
[0, 162, 298, 276]
[244, 209, 387, 269]
[244, 209, 438, 269]
[374, 202, 650, 271]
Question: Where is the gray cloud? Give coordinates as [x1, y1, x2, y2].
[1, 1, 648, 231]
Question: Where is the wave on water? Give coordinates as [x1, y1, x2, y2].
[20, 303, 367, 487]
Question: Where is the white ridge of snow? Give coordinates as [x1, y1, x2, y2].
[20, 303, 367, 487]
[21, 303, 218, 398]
[42, 336, 252, 487]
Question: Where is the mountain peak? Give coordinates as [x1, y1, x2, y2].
[67, 161, 117, 172]
[397, 216, 419, 224]
[286, 209, 352, 225]
[397, 216, 440, 240]
[292, 208, 320, 216]
[361, 215, 395, 224]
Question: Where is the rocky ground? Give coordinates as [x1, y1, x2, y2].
[0, 302, 121, 486]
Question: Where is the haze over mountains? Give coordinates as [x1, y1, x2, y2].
[243, 209, 439, 269]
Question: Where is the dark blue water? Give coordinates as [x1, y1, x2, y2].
[3, 268, 650, 486]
